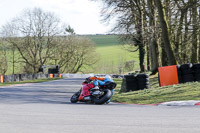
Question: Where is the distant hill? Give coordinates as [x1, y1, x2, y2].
[82, 34, 123, 47]
[78, 34, 139, 74]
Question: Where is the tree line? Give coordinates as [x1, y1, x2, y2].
[95, 0, 200, 74]
[0, 8, 97, 75]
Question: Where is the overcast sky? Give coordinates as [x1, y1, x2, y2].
[0, 0, 111, 34]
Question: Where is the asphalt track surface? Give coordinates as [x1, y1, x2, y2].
[0, 78, 200, 133]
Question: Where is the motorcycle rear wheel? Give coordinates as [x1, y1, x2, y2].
[93, 89, 112, 104]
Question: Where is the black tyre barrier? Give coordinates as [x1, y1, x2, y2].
[193, 64, 200, 69]
[194, 73, 200, 78]
[129, 86, 139, 91]
[195, 78, 200, 82]
[181, 69, 193, 75]
[178, 75, 183, 83]
[124, 75, 137, 79]
[137, 78, 149, 83]
[182, 73, 194, 78]
[126, 84, 138, 91]
[137, 74, 150, 90]
[138, 85, 150, 89]
[194, 73, 200, 81]
[182, 74, 194, 83]
[126, 78, 137, 82]
[177, 73, 183, 83]
[180, 63, 193, 70]
[124, 74, 149, 91]
[125, 78, 138, 91]
[176, 66, 183, 83]
[178, 63, 195, 83]
[138, 82, 149, 86]
[137, 74, 149, 78]
[138, 74, 149, 90]
[177, 66, 181, 74]
[126, 82, 138, 87]
[193, 69, 200, 74]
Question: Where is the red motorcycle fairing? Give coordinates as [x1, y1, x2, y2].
[78, 82, 94, 101]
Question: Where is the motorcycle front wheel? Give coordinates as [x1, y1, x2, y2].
[93, 89, 112, 104]
[70, 91, 80, 103]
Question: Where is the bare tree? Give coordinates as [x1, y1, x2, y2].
[0, 39, 8, 74]
[1, 8, 61, 73]
[154, 0, 176, 65]
[191, 0, 198, 63]
[54, 35, 98, 73]
[147, 0, 160, 74]
[95, 0, 146, 72]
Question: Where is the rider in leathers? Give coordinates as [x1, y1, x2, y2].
[89, 75, 115, 103]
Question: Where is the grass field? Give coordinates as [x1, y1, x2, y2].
[83, 35, 122, 47]
[112, 76, 200, 104]
[84, 35, 140, 74]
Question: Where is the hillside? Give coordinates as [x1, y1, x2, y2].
[83, 34, 122, 47]
[83, 35, 140, 74]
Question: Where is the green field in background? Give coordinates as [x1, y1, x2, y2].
[84, 35, 140, 74]
[83, 35, 122, 47]
[5, 35, 139, 74]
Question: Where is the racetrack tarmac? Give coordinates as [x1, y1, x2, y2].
[0, 78, 200, 133]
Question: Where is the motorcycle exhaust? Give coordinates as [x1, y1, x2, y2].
[92, 90, 104, 97]
[83, 96, 91, 101]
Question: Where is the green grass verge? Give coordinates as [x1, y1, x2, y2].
[0, 78, 62, 86]
[112, 76, 200, 104]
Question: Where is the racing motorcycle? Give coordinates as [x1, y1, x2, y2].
[70, 75, 116, 104]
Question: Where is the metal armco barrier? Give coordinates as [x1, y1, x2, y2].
[0, 73, 123, 83]
[0, 74, 60, 83]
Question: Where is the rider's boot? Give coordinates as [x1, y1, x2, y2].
[91, 86, 99, 90]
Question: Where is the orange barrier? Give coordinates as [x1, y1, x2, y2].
[59, 74, 62, 78]
[0, 75, 3, 83]
[158, 65, 179, 87]
[50, 74, 53, 78]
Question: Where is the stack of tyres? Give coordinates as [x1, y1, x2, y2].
[193, 63, 200, 81]
[124, 75, 138, 91]
[176, 65, 183, 83]
[137, 74, 150, 90]
[180, 63, 194, 83]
